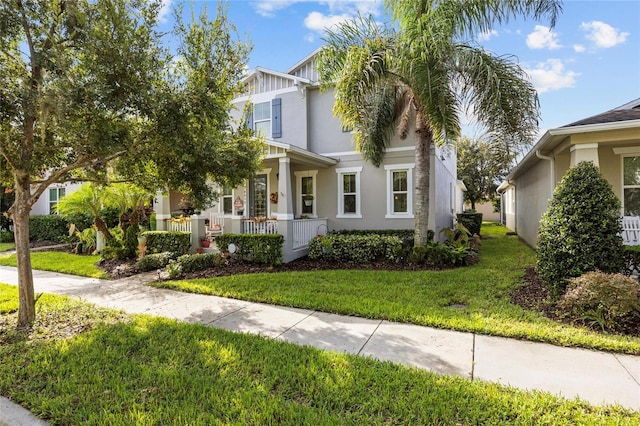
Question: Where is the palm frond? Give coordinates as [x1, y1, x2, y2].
[451, 43, 539, 152]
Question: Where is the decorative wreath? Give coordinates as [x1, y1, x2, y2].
[270, 192, 278, 204]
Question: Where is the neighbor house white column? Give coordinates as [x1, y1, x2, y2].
[155, 191, 171, 231]
[570, 143, 599, 167]
[277, 157, 294, 220]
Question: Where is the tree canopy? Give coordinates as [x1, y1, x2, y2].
[456, 136, 515, 210]
[0, 0, 262, 326]
[317, 0, 562, 245]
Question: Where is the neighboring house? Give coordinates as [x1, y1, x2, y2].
[30, 182, 82, 216]
[156, 49, 462, 262]
[497, 98, 640, 248]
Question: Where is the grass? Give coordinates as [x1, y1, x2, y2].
[0, 242, 14, 252]
[1, 284, 637, 425]
[0, 251, 108, 279]
[153, 223, 640, 354]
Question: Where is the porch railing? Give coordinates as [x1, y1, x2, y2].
[292, 218, 327, 250]
[168, 218, 192, 233]
[242, 219, 279, 235]
[622, 216, 640, 245]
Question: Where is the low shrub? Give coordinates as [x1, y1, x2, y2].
[558, 271, 640, 333]
[176, 253, 224, 273]
[135, 252, 176, 272]
[408, 242, 470, 268]
[456, 211, 483, 236]
[308, 234, 403, 263]
[0, 230, 13, 243]
[29, 215, 69, 242]
[216, 234, 283, 265]
[143, 231, 191, 256]
[623, 245, 640, 275]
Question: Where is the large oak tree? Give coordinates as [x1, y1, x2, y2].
[0, 0, 262, 326]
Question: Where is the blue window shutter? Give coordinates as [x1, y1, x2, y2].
[272, 98, 282, 138]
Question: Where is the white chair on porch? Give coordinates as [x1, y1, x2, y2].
[206, 213, 224, 240]
[621, 216, 640, 245]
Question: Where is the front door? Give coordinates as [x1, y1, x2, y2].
[248, 174, 268, 217]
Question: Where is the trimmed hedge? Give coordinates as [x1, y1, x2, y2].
[0, 230, 13, 243]
[142, 231, 191, 256]
[176, 253, 224, 273]
[135, 252, 176, 272]
[456, 211, 482, 236]
[216, 234, 283, 265]
[308, 234, 403, 263]
[29, 215, 69, 242]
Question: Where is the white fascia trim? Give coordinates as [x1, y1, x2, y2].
[570, 143, 599, 151]
[234, 86, 299, 104]
[507, 119, 640, 181]
[319, 146, 414, 157]
[384, 163, 415, 170]
[286, 47, 323, 74]
[612, 147, 640, 155]
[335, 166, 363, 174]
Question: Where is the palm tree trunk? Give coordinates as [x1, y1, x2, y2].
[11, 173, 36, 327]
[414, 110, 433, 246]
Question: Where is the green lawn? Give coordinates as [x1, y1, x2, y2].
[0, 284, 636, 425]
[0, 251, 108, 279]
[0, 242, 14, 252]
[153, 224, 640, 354]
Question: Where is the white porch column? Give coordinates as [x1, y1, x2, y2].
[570, 143, 599, 167]
[189, 214, 206, 254]
[155, 191, 171, 231]
[277, 157, 294, 220]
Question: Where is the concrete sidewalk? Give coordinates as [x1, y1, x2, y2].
[1, 265, 639, 419]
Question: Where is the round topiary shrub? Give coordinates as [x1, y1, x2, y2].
[536, 161, 625, 294]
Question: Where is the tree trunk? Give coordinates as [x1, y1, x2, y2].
[414, 111, 434, 246]
[11, 175, 36, 327]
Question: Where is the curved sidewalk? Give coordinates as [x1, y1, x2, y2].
[1, 265, 639, 415]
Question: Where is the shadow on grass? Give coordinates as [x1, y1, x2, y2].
[1, 314, 636, 425]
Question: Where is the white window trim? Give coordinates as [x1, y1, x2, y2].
[621, 155, 640, 215]
[253, 101, 271, 138]
[294, 170, 318, 218]
[49, 186, 66, 215]
[336, 166, 362, 219]
[384, 164, 414, 219]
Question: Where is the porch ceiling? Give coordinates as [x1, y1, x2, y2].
[263, 140, 338, 168]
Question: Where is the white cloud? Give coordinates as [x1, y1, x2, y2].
[580, 21, 629, 48]
[477, 29, 498, 42]
[253, 0, 300, 18]
[158, 0, 173, 23]
[304, 33, 316, 43]
[524, 59, 579, 93]
[304, 11, 352, 32]
[573, 44, 586, 53]
[526, 25, 561, 50]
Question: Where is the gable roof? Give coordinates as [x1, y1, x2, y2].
[563, 98, 640, 127]
[502, 98, 640, 184]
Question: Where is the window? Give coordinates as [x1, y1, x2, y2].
[385, 164, 414, 218]
[623, 156, 640, 215]
[336, 167, 362, 218]
[295, 170, 318, 217]
[253, 102, 270, 137]
[222, 187, 233, 215]
[49, 187, 66, 214]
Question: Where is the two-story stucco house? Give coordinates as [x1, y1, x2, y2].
[498, 98, 640, 248]
[156, 49, 464, 262]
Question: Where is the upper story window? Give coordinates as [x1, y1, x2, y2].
[336, 167, 362, 218]
[250, 98, 282, 139]
[253, 102, 270, 137]
[623, 156, 640, 215]
[49, 187, 66, 214]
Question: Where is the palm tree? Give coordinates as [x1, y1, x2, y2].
[317, 0, 562, 245]
[56, 183, 113, 240]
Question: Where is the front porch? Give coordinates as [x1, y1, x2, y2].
[155, 140, 336, 262]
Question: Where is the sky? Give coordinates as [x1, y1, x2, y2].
[157, 0, 640, 138]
